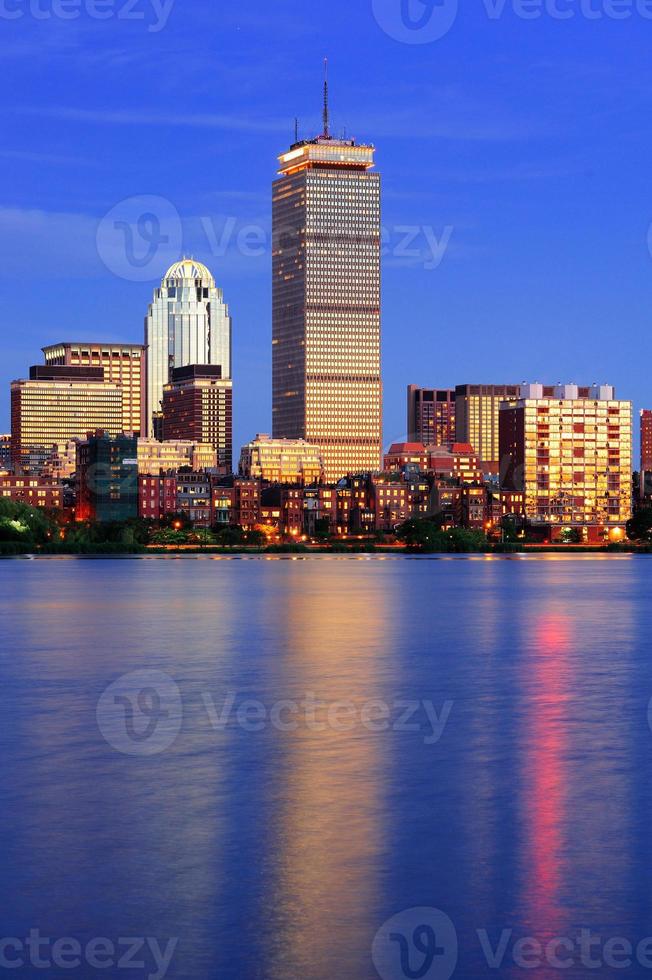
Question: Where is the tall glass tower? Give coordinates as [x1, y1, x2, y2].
[145, 258, 231, 437]
[272, 91, 382, 482]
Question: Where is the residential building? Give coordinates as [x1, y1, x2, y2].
[407, 387, 456, 446]
[0, 475, 63, 509]
[211, 477, 261, 529]
[641, 410, 652, 499]
[176, 472, 212, 527]
[0, 434, 11, 472]
[11, 366, 123, 475]
[145, 258, 231, 436]
[43, 342, 146, 436]
[500, 383, 632, 541]
[272, 91, 382, 482]
[136, 438, 217, 476]
[138, 475, 177, 522]
[384, 442, 482, 484]
[239, 434, 324, 485]
[76, 431, 138, 522]
[163, 365, 233, 472]
[41, 441, 78, 480]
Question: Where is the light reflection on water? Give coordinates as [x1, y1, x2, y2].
[0, 557, 651, 979]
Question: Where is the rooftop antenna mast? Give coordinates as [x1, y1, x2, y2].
[294, 117, 299, 143]
[323, 57, 330, 138]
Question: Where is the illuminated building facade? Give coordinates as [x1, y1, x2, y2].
[77, 431, 138, 522]
[272, 111, 382, 482]
[145, 259, 232, 437]
[162, 365, 233, 473]
[455, 384, 519, 476]
[407, 387, 456, 446]
[0, 434, 10, 472]
[136, 438, 217, 476]
[500, 384, 632, 540]
[384, 442, 482, 483]
[11, 366, 123, 475]
[641, 410, 652, 499]
[239, 434, 324, 485]
[43, 342, 145, 436]
[0, 475, 63, 509]
[41, 441, 78, 480]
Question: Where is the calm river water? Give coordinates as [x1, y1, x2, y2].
[1, 555, 651, 979]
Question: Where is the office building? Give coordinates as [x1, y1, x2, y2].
[43, 342, 145, 436]
[145, 258, 232, 436]
[407, 387, 455, 446]
[162, 365, 233, 472]
[272, 86, 382, 481]
[239, 434, 324, 485]
[11, 366, 123, 475]
[455, 385, 520, 476]
[76, 431, 138, 522]
[500, 384, 632, 541]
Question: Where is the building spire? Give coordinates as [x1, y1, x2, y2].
[322, 57, 330, 138]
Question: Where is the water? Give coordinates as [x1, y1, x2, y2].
[1, 555, 652, 980]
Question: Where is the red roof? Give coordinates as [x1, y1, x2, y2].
[386, 442, 426, 454]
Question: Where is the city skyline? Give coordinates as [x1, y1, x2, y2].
[1, 5, 651, 458]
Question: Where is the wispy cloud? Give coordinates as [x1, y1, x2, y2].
[0, 149, 89, 165]
[17, 105, 291, 134]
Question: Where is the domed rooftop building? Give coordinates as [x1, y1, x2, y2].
[145, 257, 231, 437]
[163, 258, 215, 286]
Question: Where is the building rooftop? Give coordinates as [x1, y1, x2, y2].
[163, 258, 215, 285]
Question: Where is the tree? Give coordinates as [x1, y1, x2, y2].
[627, 508, 652, 543]
[395, 518, 488, 553]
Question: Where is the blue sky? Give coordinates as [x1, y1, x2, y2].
[1, 0, 651, 454]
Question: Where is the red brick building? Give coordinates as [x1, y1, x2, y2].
[139, 475, 178, 521]
[641, 410, 652, 499]
[162, 365, 233, 473]
[407, 387, 456, 446]
[0, 475, 63, 509]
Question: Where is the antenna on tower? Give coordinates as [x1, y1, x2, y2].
[323, 57, 330, 138]
[294, 117, 299, 143]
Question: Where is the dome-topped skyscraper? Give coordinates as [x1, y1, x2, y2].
[145, 258, 232, 437]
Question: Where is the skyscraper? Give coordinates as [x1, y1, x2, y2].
[162, 365, 233, 472]
[43, 342, 146, 436]
[455, 384, 520, 476]
[272, 75, 382, 482]
[145, 258, 231, 437]
[11, 366, 123, 474]
[407, 386, 456, 446]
